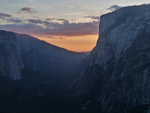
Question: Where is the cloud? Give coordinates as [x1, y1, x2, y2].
[7, 18, 22, 23]
[0, 13, 22, 24]
[0, 13, 22, 23]
[0, 18, 99, 37]
[44, 21, 99, 36]
[107, 5, 122, 11]
[0, 10, 99, 37]
[0, 13, 12, 19]
[18, 7, 37, 14]
[46, 18, 56, 21]
[28, 18, 69, 25]
[45, 18, 69, 24]
[56, 19, 69, 24]
[27, 18, 99, 36]
[28, 19, 44, 24]
[0, 23, 43, 34]
[84, 16, 100, 20]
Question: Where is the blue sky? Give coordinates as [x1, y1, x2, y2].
[1, 0, 150, 19]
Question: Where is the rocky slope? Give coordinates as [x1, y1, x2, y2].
[0, 30, 86, 80]
[0, 31, 23, 80]
[74, 4, 150, 113]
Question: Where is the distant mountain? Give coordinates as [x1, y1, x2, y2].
[73, 4, 150, 113]
[0, 30, 86, 80]
[0, 30, 88, 113]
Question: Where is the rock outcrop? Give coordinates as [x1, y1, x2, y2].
[0, 31, 23, 80]
[75, 4, 150, 113]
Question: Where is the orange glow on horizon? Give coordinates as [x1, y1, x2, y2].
[34, 35, 98, 52]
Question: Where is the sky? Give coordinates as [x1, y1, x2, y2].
[0, 0, 150, 52]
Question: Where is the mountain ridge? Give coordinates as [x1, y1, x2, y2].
[73, 4, 150, 113]
[0, 30, 87, 80]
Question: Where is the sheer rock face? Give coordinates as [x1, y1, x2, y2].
[0, 31, 23, 80]
[75, 4, 150, 113]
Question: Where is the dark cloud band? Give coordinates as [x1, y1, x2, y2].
[0, 19, 99, 36]
[0, 13, 12, 19]
[18, 7, 37, 14]
[0, 9, 99, 37]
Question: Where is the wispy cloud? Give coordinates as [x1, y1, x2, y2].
[0, 18, 99, 37]
[43, 20, 99, 36]
[0, 13, 12, 19]
[27, 19, 45, 24]
[18, 7, 37, 14]
[7, 18, 22, 23]
[0, 8, 100, 38]
[107, 5, 122, 11]
[84, 16, 100, 21]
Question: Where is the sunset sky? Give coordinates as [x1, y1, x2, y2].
[0, 0, 150, 52]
